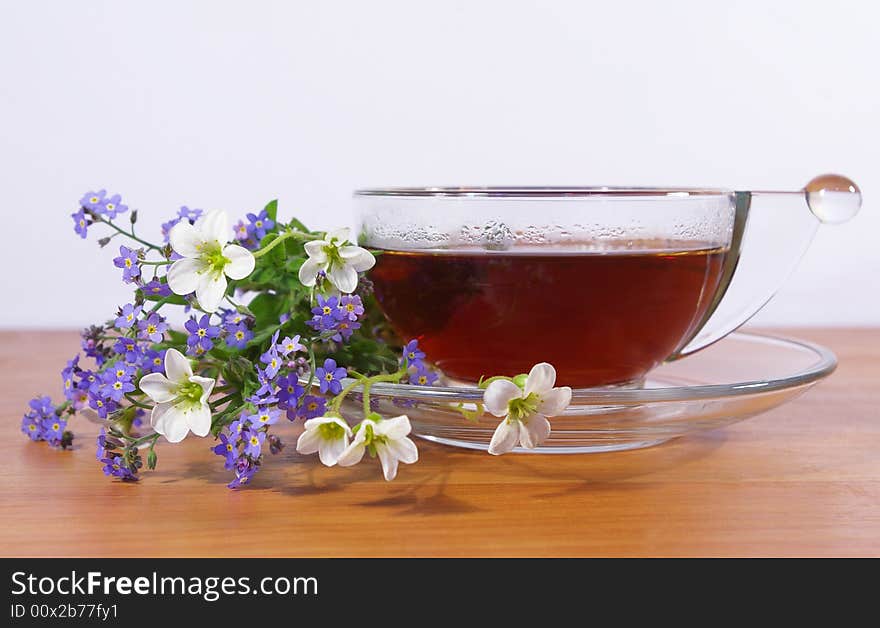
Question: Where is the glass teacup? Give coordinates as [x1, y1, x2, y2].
[355, 176, 860, 388]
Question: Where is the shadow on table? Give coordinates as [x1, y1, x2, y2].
[177, 429, 726, 515]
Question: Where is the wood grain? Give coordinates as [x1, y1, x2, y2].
[1, 328, 878, 557]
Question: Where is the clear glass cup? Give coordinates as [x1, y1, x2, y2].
[354, 175, 860, 388]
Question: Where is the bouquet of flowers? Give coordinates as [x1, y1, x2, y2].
[21, 190, 572, 489]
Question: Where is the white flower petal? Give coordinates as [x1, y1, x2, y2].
[524, 362, 557, 396]
[327, 264, 358, 293]
[339, 246, 376, 272]
[483, 380, 523, 417]
[519, 414, 551, 449]
[303, 416, 333, 430]
[326, 227, 350, 244]
[376, 445, 400, 481]
[186, 404, 212, 437]
[296, 428, 321, 455]
[298, 257, 324, 287]
[336, 442, 365, 467]
[537, 387, 572, 417]
[195, 273, 227, 313]
[385, 435, 419, 465]
[199, 209, 230, 244]
[150, 401, 174, 433]
[332, 417, 353, 436]
[307, 416, 353, 437]
[488, 418, 520, 455]
[163, 348, 193, 383]
[168, 221, 203, 258]
[304, 241, 328, 260]
[167, 258, 205, 296]
[318, 436, 348, 467]
[189, 375, 216, 405]
[222, 244, 255, 280]
[138, 373, 177, 403]
[375, 415, 412, 440]
[154, 404, 191, 443]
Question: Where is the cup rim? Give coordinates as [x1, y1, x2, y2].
[354, 186, 732, 198]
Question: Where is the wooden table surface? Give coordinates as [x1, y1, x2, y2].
[1, 328, 877, 557]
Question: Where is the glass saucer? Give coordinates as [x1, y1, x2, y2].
[341, 331, 836, 453]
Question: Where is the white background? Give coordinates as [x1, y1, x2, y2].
[0, 0, 877, 328]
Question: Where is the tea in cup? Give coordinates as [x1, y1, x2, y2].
[356, 178, 860, 388]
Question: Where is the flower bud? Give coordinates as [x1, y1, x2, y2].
[268, 434, 284, 455]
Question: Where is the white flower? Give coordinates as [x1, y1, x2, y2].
[296, 415, 352, 466]
[337, 415, 419, 481]
[138, 348, 216, 443]
[298, 228, 375, 294]
[167, 209, 256, 312]
[483, 362, 572, 455]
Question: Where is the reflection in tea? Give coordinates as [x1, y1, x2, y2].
[369, 242, 727, 387]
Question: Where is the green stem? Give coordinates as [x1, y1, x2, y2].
[140, 260, 171, 266]
[121, 432, 160, 448]
[252, 229, 310, 259]
[305, 343, 318, 394]
[95, 216, 162, 251]
[362, 382, 372, 417]
[124, 394, 152, 410]
[145, 296, 173, 315]
[54, 400, 71, 415]
[329, 368, 406, 414]
[210, 393, 238, 410]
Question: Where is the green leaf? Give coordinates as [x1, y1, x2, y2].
[167, 329, 188, 345]
[140, 291, 188, 305]
[287, 217, 311, 233]
[221, 356, 255, 388]
[264, 199, 278, 223]
[247, 292, 283, 328]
